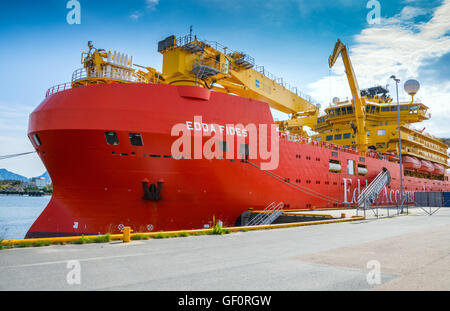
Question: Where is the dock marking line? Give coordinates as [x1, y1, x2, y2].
[0, 252, 149, 269]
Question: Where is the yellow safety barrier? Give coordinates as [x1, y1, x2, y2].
[1, 216, 365, 247]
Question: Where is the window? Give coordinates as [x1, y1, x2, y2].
[390, 106, 397, 111]
[343, 133, 351, 139]
[400, 105, 409, 111]
[381, 106, 389, 112]
[105, 132, 119, 145]
[129, 133, 143, 146]
[32, 133, 42, 146]
[377, 129, 386, 136]
[334, 134, 342, 140]
[326, 135, 333, 141]
[332, 151, 338, 157]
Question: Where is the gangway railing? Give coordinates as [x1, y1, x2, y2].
[357, 168, 391, 217]
[247, 202, 284, 226]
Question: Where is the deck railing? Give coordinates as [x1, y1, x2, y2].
[45, 82, 72, 97]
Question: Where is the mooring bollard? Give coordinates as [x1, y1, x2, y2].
[341, 213, 346, 218]
[122, 227, 133, 243]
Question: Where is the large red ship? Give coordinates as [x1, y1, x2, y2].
[26, 36, 450, 238]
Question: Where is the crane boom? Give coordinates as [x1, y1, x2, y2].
[328, 39, 368, 153]
[157, 34, 319, 135]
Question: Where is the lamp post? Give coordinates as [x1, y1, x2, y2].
[403, 79, 421, 215]
[390, 75, 404, 214]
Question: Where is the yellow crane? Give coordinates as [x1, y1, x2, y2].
[157, 34, 319, 136]
[328, 39, 368, 153]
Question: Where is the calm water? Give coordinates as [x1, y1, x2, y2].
[0, 195, 50, 240]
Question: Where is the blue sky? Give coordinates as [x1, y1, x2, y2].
[0, 0, 449, 177]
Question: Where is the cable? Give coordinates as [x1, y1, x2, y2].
[0, 151, 36, 160]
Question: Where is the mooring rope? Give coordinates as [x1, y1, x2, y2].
[0, 151, 36, 160]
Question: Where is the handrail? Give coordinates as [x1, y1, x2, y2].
[72, 67, 148, 84]
[45, 82, 72, 97]
[247, 202, 276, 226]
[175, 33, 321, 107]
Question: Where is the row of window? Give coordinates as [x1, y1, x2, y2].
[325, 133, 352, 141]
[106, 132, 252, 156]
[105, 132, 143, 146]
[324, 129, 387, 142]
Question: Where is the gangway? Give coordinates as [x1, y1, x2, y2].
[246, 202, 285, 226]
[357, 168, 391, 217]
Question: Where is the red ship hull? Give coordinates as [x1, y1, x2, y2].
[26, 84, 450, 238]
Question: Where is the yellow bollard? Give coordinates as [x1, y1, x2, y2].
[341, 213, 346, 218]
[122, 226, 133, 243]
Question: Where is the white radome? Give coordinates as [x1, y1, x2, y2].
[332, 97, 340, 104]
[404, 79, 420, 96]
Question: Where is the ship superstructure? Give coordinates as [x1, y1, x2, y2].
[278, 39, 448, 181]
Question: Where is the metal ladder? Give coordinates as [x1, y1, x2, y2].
[357, 168, 391, 217]
[247, 202, 284, 226]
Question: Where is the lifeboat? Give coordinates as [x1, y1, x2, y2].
[402, 156, 421, 171]
[432, 163, 445, 175]
[418, 160, 434, 173]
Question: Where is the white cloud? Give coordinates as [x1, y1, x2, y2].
[306, 0, 450, 137]
[146, 0, 159, 10]
[129, 12, 142, 21]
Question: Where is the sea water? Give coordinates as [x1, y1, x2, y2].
[0, 195, 49, 240]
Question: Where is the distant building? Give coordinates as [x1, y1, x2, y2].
[31, 177, 47, 188]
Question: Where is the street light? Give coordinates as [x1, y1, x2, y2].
[390, 75, 404, 214]
[403, 79, 420, 215]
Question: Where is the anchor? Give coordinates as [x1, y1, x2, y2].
[142, 178, 163, 201]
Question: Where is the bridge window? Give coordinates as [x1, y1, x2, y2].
[390, 106, 397, 111]
[381, 106, 389, 112]
[105, 132, 119, 145]
[129, 133, 143, 146]
[343, 133, 351, 139]
[334, 134, 342, 140]
[32, 133, 42, 146]
[326, 135, 333, 141]
[400, 105, 409, 111]
[410, 105, 419, 114]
